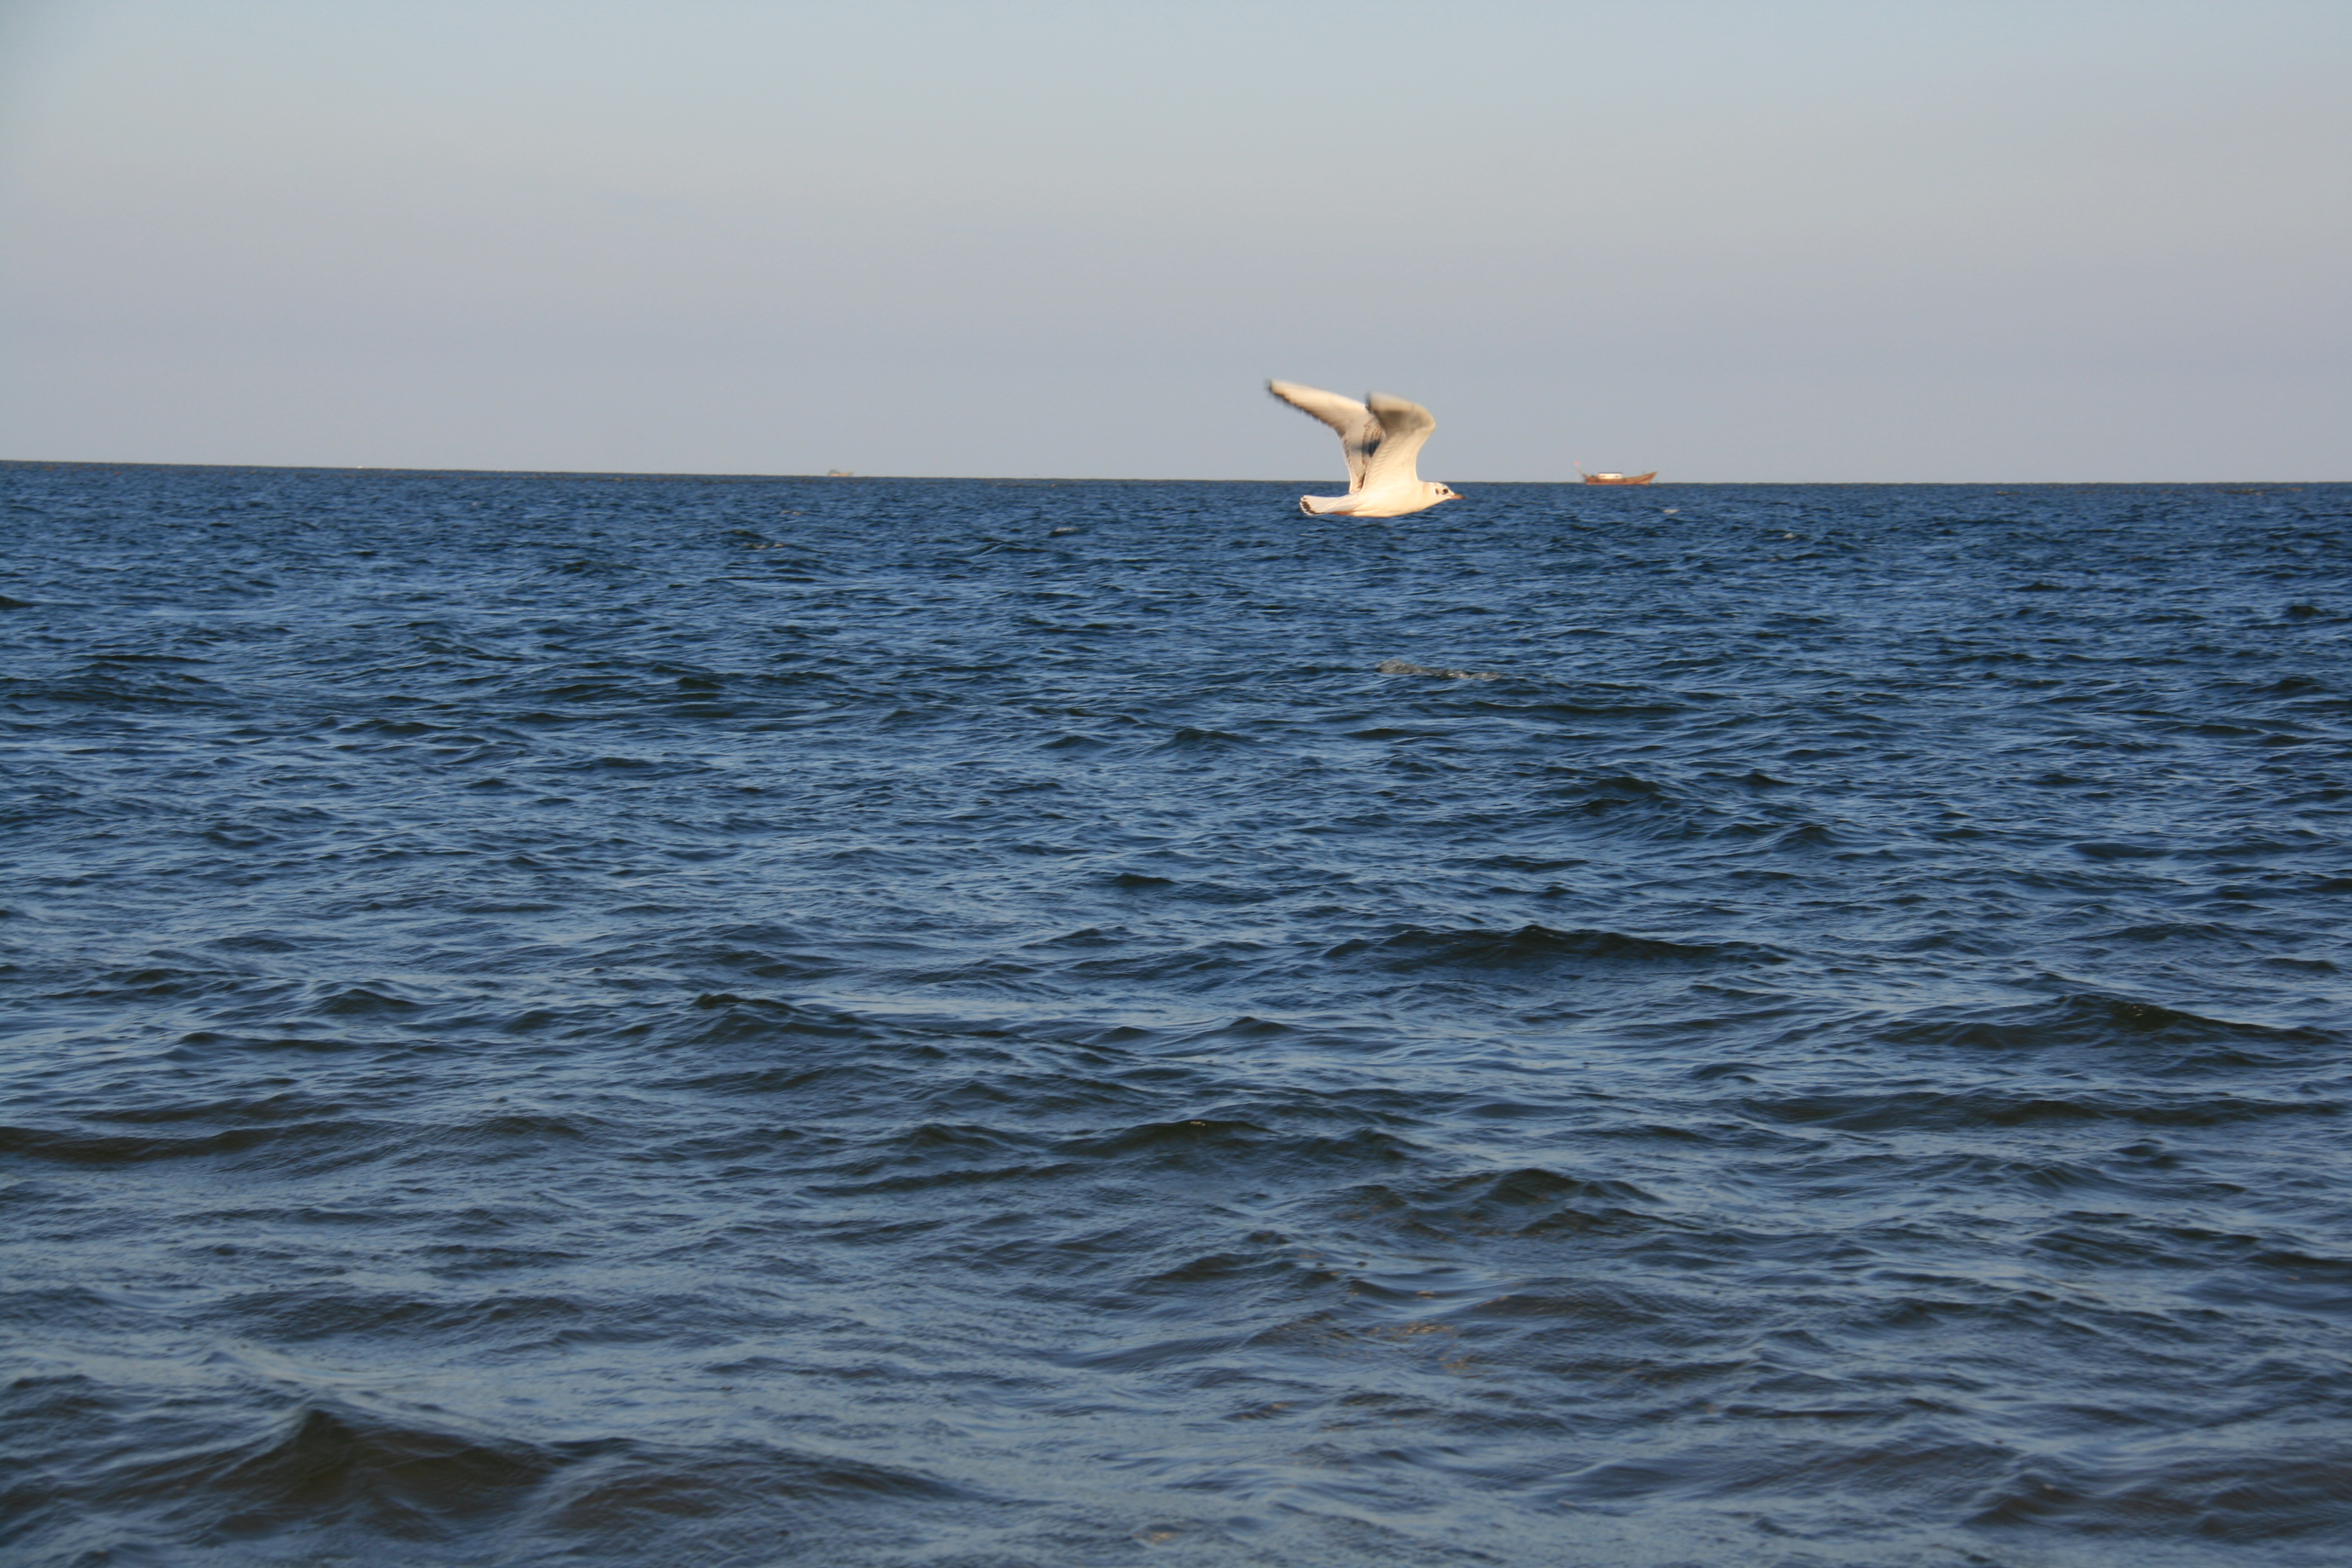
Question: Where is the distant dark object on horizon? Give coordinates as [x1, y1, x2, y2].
[1577, 465, 1658, 485]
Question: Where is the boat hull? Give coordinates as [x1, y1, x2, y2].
[1582, 472, 1658, 486]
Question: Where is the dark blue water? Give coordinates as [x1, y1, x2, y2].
[4, 462, 2349, 1566]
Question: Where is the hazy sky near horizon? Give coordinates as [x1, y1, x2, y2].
[2, 0, 2346, 480]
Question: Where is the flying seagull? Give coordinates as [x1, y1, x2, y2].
[1266, 381, 1463, 518]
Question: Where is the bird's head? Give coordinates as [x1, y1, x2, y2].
[1430, 483, 1463, 503]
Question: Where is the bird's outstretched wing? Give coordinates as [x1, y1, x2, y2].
[1267, 380, 1382, 492]
[1359, 393, 1436, 488]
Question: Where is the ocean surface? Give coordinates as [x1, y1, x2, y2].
[4, 462, 2349, 1567]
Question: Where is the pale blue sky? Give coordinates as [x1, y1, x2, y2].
[2, 0, 2345, 479]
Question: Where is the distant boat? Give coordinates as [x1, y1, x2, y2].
[826, 469, 854, 477]
[1576, 464, 1657, 486]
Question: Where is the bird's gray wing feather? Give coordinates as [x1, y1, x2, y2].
[1359, 393, 1435, 488]
[1268, 380, 1382, 492]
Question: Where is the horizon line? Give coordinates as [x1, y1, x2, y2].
[2, 459, 2339, 488]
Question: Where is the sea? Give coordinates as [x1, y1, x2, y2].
[4, 462, 2348, 1567]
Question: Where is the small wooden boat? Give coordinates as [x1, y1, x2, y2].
[1576, 465, 1656, 486]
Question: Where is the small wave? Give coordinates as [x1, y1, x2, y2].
[312, 985, 423, 1016]
[1338, 1166, 1660, 1239]
[663, 992, 884, 1047]
[1376, 658, 1497, 679]
[1147, 725, 1253, 752]
[1880, 991, 2336, 1054]
[1057, 1116, 1269, 1157]
[1743, 1085, 2331, 1133]
[1325, 923, 1775, 973]
[2071, 840, 2175, 860]
[1967, 1445, 2352, 1539]
[19, 1402, 976, 1557]
[0, 1119, 358, 1166]
[2, 672, 226, 709]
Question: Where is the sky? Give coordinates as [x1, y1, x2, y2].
[1, 0, 2346, 481]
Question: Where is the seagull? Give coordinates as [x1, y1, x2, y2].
[1267, 381, 1463, 518]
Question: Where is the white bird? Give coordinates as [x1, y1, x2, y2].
[1266, 381, 1463, 518]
